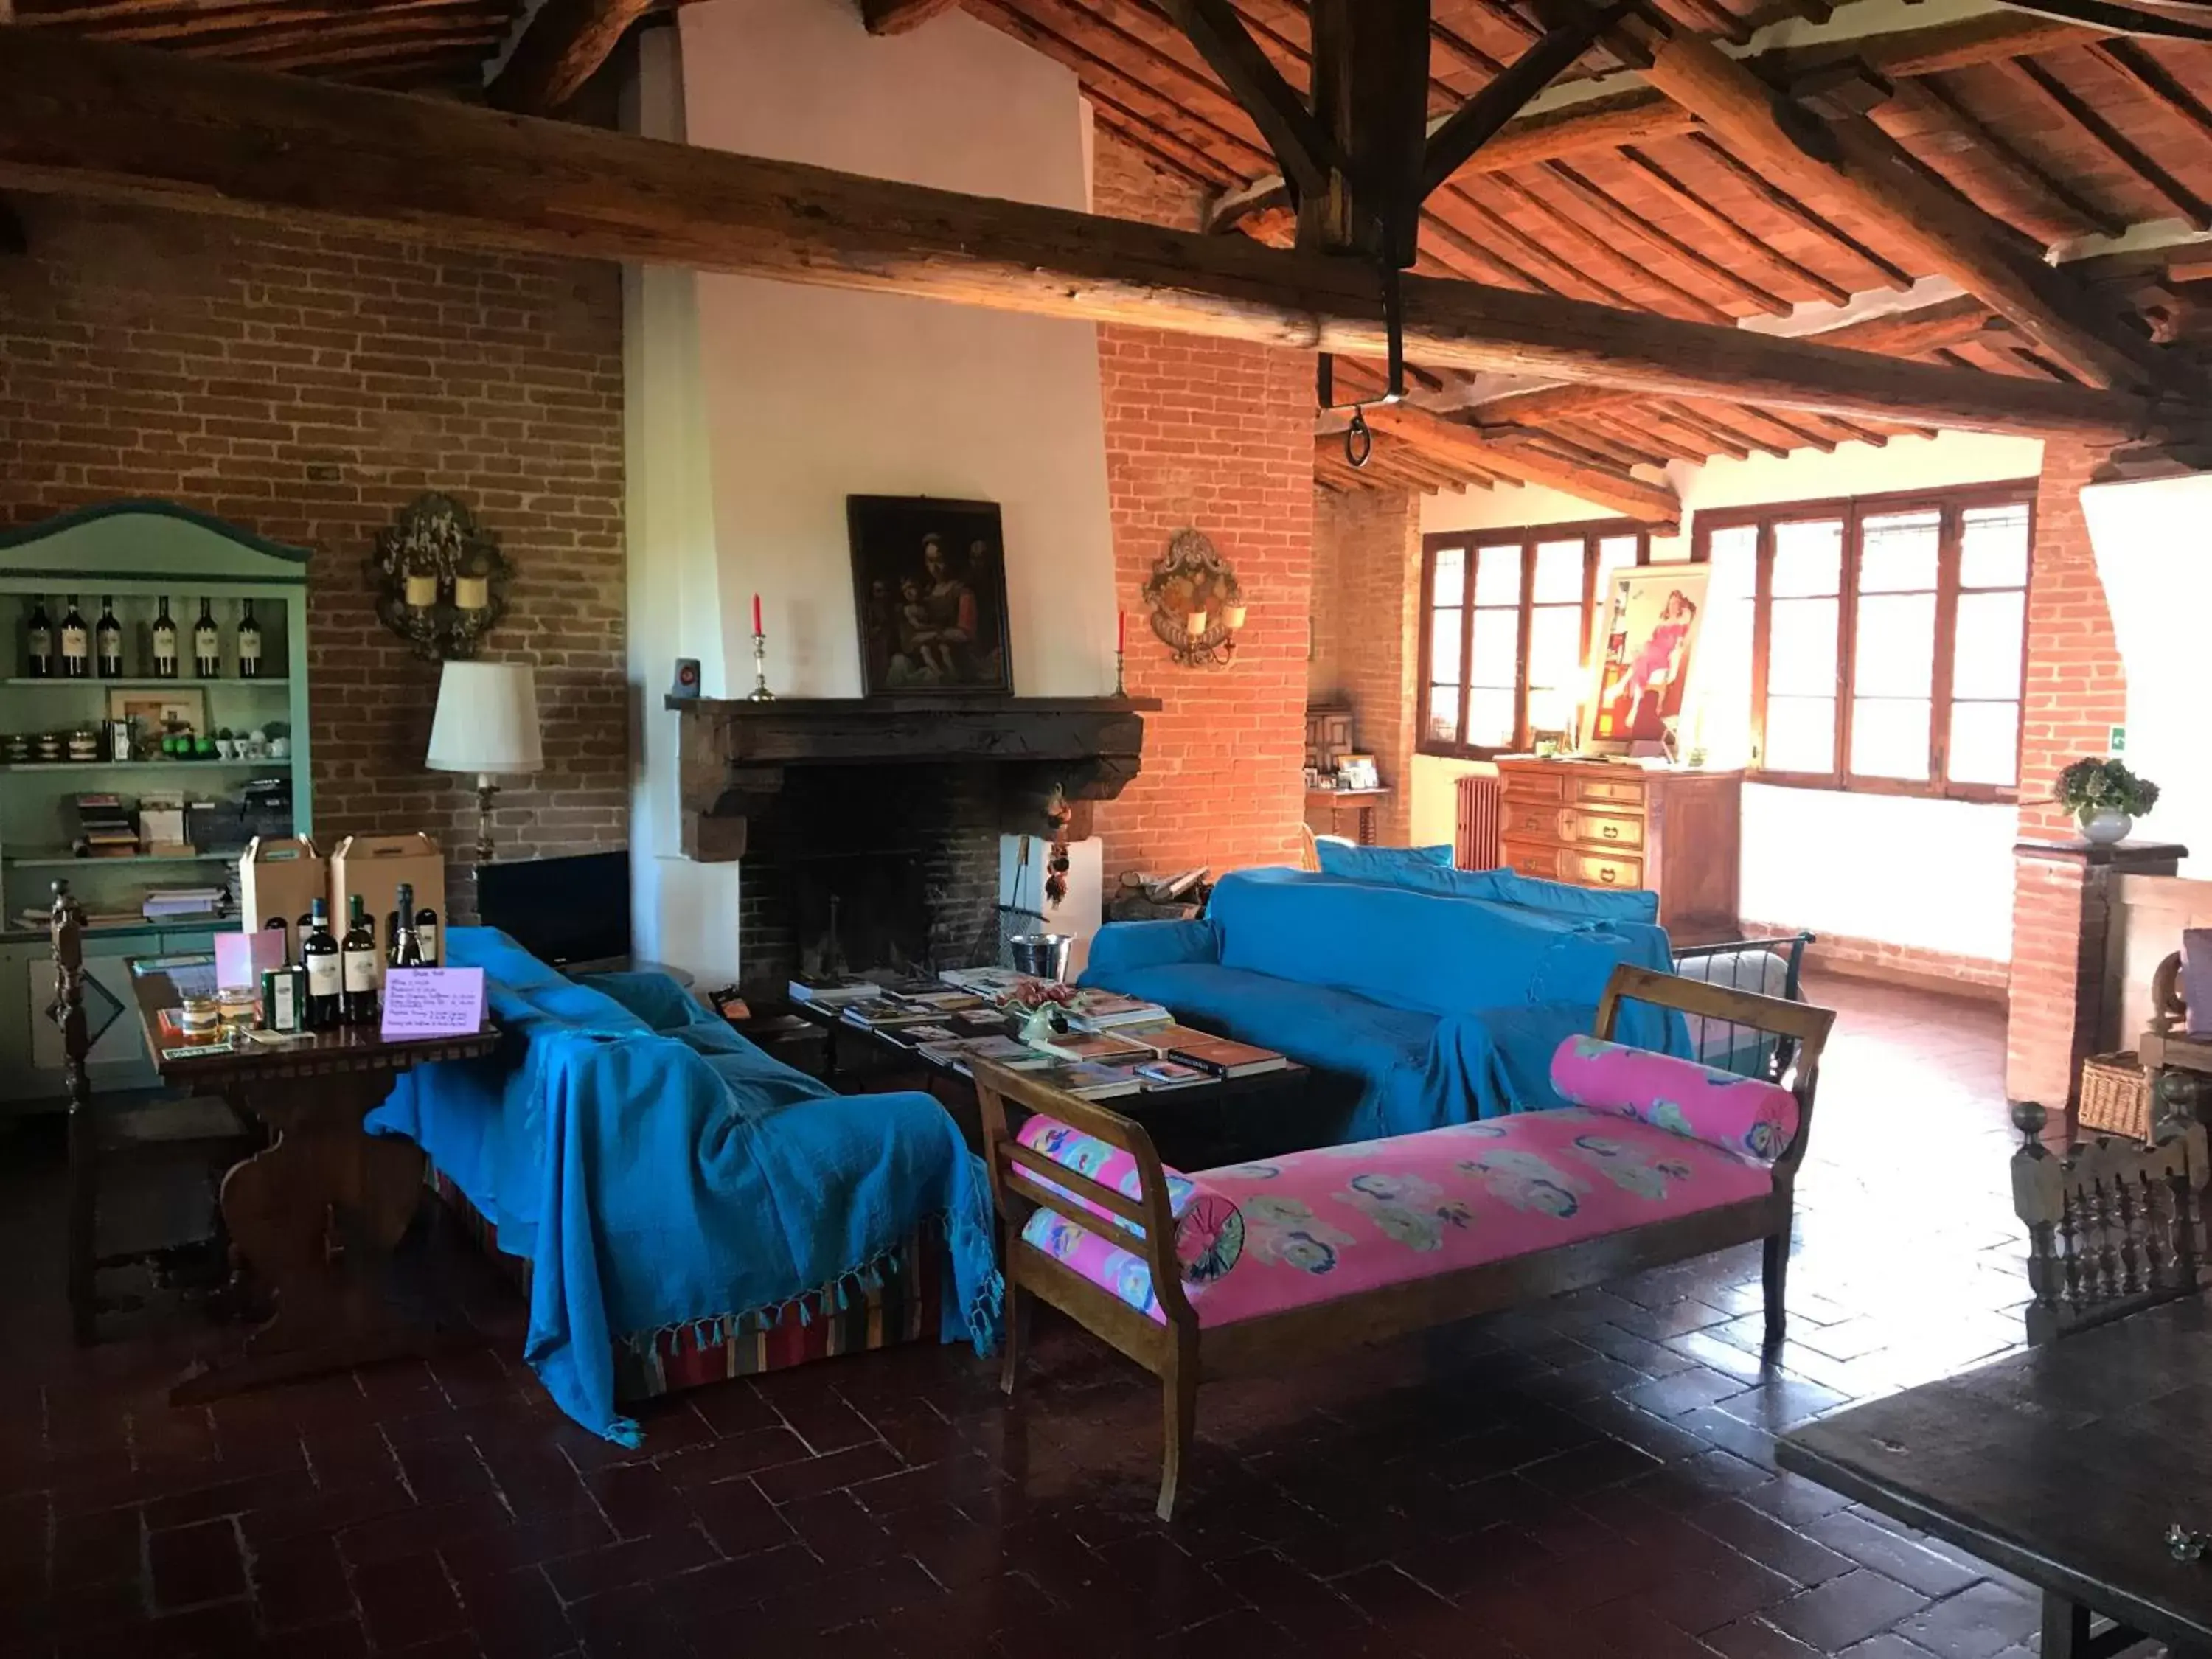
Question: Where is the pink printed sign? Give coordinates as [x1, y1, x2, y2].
[215, 928, 286, 990]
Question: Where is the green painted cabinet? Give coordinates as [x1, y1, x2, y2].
[0, 501, 313, 1106]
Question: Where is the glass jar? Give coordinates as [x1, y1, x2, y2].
[176, 995, 223, 1043]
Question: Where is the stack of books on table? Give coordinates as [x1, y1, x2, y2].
[838, 997, 950, 1032]
[786, 975, 880, 1007]
[916, 1034, 1053, 1075]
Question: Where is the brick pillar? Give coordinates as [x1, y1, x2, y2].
[2006, 838, 2186, 1107]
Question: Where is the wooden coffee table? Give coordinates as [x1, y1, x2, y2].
[794, 1000, 1312, 1164]
[128, 953, 501, 1402]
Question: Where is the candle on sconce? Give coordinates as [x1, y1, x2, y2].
[752, 593, 763, 636]
[1117, 608, 1125, 651]
[403, 571, 439, 609]
[1187, 608, 1209, 636]
[453, 576, 489, 612]
[1223, 603, 1248, 630]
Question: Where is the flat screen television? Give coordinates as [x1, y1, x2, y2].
[476, 849, 630, 968]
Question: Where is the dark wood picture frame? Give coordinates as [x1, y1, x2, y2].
[846, 494, 1015, 698]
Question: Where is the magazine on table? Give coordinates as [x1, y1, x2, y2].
[839, 998, 949, 1029]
[787, 975, 877, 1006]
[1035, 1031, 1156, 1066]
[1134, 1060, 1211, 1091]
[918, 1034, 1055, 1074]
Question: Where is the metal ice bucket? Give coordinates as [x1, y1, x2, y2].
[1008, 932, 1074, 982]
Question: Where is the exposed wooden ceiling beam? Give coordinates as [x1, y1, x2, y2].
[1470, 293, 2010, 427]
[1206, 10, 2111, 235]
[1619, 11, 2156, 389]
[1361, 400, 1683, 524]
[861, 0, 963, 34]
[1419, 4, 1621, 198]
[487, 0, 650, 112]
[0, 29, 2174, 441]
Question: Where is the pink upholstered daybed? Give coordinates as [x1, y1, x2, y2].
[975, 964, 1836, 1517]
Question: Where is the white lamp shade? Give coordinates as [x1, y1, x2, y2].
[426, 661, 543, 777]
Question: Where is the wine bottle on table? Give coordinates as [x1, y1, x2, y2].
[302, 898, 341, 1030]
[341, 894, 379, 1025]
[264, 914, 292, 967]
[415, 896, 440, 967]
[237, 600, 262, 680]
[193, 598, 220, 678]
[23, 597, 52, 678]
[95, 597, 122, 678]
[150, 597, 178, 680]
[58, 597, 89, 680]
[388, 882, 428, 970]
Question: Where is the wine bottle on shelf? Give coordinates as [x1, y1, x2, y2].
[237, 600, 262, 680]
[95, 597, 122, 678]
[58, 597, 90, 681]
[302, 898, 341, 1030]
[24, 596, 52, 678]
[264, 914, 293, 968]
[388, 882, 428, 970]
[150, 597, 178, 680]
[193, 598, 220, 678]
[341, 895, 380, 1024]
[415, 895, 441, 967]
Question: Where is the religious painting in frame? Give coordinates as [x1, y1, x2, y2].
[1585, 564, 1711, 752]
[846, 495, 1014, 697]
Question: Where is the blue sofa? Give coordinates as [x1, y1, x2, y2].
[365, 930, 1000, 1446]
[1079, 868, 1686, 1142]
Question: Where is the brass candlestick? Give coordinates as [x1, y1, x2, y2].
[748, 630, 776, 702]
[1113, 646, 1127, 699]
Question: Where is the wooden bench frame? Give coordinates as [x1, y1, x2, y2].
[974, 964, 1836, 1518]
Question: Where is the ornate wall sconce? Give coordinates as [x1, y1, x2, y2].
[1143, 527, 1248, 669]
[367, 493, 512, 662]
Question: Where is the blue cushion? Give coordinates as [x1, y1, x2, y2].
[1489, 870, 1660, 925]
[1102, 961, 1440, 1079]
[1315, 841, 1454, 883]
[1084, 918, 1220, 980]
[1360, 863, 1514, 903]
[577, 970, 713, 1032]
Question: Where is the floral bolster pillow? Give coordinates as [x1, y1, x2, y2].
[1549, 1035, 1801, 1163]
[1013, 1115, 1245, 1284]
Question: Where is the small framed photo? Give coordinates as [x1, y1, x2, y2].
[1338, 754, 1380, 791]
[106, 686, 207, 742]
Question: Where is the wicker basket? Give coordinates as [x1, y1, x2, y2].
[2079, 1051, 2152, 1141]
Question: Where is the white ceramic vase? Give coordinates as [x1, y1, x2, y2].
[2080, 808, 2133, 846]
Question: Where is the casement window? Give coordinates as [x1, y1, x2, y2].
[1694, 483, 2033, 800]
[1417, 522, 1652, 758]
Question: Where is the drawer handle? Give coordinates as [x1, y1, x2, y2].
[1601, 824, 1619, 840]
[1597, 867, 1618, 885]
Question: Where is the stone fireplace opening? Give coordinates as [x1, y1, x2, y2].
[736, 762, 1003, 994]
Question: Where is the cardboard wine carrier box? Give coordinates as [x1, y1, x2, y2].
[237, 835, 326, 964]
[327, 833, 448, 964]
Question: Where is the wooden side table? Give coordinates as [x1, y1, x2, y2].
[1305, 787, 1392, 845]
[127, 953, 500, 1402]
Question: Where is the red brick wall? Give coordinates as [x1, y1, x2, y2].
[1310, 487, 1421, 846]
[0, 199, 627, 920]
[2005, 439, 2129, 1102]
[1089, 134, 1315, 885]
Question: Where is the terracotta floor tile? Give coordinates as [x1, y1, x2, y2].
[0, 977, 2077, 1658]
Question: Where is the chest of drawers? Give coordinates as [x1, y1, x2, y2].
[1494, 759, 1742, 942]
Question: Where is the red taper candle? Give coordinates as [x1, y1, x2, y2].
[752, 593, 762, 636]
[1117, 608, 1126, 650]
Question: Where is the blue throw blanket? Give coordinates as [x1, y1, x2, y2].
[365, 931, 1001, 1445]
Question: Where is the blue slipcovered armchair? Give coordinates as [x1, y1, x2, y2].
[1080, 868, 1686, 1143]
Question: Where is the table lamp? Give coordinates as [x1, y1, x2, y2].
[426, 660, 543, 863]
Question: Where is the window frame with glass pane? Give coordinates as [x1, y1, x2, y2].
[1417, 521, 1654, 759]
[1694, 482, 2033, 801]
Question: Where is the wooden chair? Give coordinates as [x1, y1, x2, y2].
[976, 964, 1835, 1519]
[2010, 1096, 2208, 1657]
[52, 880, 250, 1343]
[1295, 822, 1320, 872]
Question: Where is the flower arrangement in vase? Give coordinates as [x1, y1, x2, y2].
[2054, 757, 2160, 846]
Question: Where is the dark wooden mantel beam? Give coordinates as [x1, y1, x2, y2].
[0, 30, 2177, 439]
